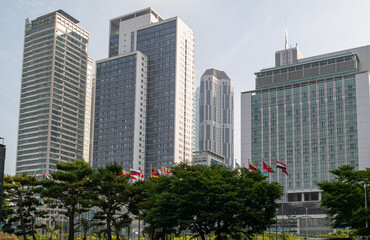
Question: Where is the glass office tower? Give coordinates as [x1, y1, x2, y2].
[93, 8, 195, 177]
[241, 46, 370, 234]
[16, 10, 93, 176]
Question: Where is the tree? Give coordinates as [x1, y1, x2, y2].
[232, 168, 282, 239]
[2, 173, 46, 240]
[45, 221, 62, 240]
[91, 162, 132, 240]
[112, 214, 131, 240]
[143, 163, 283, 240]
[128, 180, 150, 240]
[1, 198, 14, 223]
[318, 165, 370, 237]
[39, 160, 94, 240]
[143, 174, 180, 240]
[79, 216, 95, 240]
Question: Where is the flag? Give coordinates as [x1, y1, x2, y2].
[130, 175, 138, 180]
[263, 161, 274, 173]
[163, 167, 172, 175]
[151, 169, 158, 178]
[226, 165, 233, 169]
[249, 163, 258, 171]
[130, 169, 140, 180]
[43, 173, 48, 180]
[122, 170, 129, 177]
[140, 170, 144, 180]
[276, 161, 287, 170]
[276, 160, 289, 176]
[34, 174, 37, 180]
[235, 162, 241, 168]
[130, 169, 140, 176]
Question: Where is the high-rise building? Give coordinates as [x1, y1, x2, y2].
[93, 51, 147, 171]
[241, 45, 370, 234]
[199, 69, 234, 166]
[0, 139, 6, 220]
[16, 10, 93, 176]
[93, 8, 195, 176]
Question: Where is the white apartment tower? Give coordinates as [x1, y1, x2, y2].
[199, 69, 234, 166]
[16, 10, 93, 176]
[93, 8, 195, 176]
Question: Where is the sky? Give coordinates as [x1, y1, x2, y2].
[1, 0, 370, 175]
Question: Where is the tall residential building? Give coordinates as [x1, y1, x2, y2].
[93, 52, 148, 171]
[199, 69, 234, 166]
[16, 10, 93, 176]
[93, 8, 195, 176]
[241, 45, 370, 234]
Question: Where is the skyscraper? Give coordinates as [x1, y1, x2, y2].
[93, 8, 195, 176]
[16, 10, 93, 176]
[241, 45, 370, 234]
[93, 51, 147, 171]
[199, 69, 234, 166]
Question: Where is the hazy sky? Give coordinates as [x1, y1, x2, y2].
[1, 0, 370, 175]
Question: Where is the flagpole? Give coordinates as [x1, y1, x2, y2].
[269, 160, 272, 183]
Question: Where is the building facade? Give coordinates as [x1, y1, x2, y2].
[16, 10, 93, 176]
[199, 69, 234, 166]
[93, 8, 195, 176]
[93, 52, 147, 170]
[241, 45, 370, 234]
[192, 150, 225, 166]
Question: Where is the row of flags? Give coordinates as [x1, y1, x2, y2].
[33, 173, 53, 181]
[37, 167, 173, 182]
[151, 167, 172, 178]
[249, 161, 289, 176]
[121, 167, 172, 180]
[121, 169, 144, 180]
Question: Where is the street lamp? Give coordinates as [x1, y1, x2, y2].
[305, 208, 308, 239]
[364, 184, 368, 240]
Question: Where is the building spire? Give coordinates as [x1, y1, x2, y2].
[285, 18, 288, 50]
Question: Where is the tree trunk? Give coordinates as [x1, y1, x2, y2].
[199, 232, 206, 240]
[31, 217, 37, 240]
[67, 211, 75, 240]
[83, 231, 87, 240]
[19, 204, 28, 240]
[127, 225, 131, 240]
[106, 214, 112, 240]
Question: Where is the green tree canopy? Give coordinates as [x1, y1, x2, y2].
[143, 163, 283, 240]
[91, 162, 132, 240]
[318, 165, 370, 237]
[2, 173, 46, 240]
[39, 160, 94, 240]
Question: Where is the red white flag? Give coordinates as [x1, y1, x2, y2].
[276, 161, 288, 176]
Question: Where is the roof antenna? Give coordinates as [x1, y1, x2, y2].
[285, 17, 288, 50]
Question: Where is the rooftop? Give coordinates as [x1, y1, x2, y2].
[32, 9, 79, 24]
[110, 7, 163, 24]
[202, 68, 230, 80]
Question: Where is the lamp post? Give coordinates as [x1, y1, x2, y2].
[305, 208, 308, 239]
[364, 184, 368, 240]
